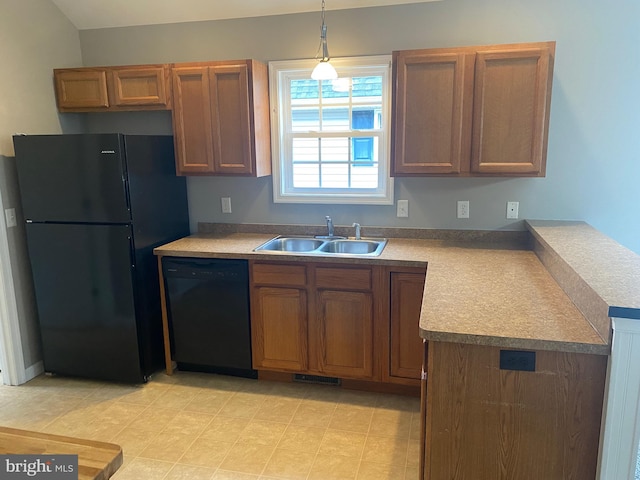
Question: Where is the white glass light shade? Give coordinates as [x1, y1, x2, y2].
[311, 60, 338, 80]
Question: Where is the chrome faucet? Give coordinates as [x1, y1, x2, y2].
[352, 222, 361, 240]
[325, 216, 334, 237]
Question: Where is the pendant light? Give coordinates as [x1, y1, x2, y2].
[311, 0, 338, 80]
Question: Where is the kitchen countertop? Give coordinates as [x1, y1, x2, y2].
[154, 226, 609, 355]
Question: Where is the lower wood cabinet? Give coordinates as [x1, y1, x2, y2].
[389, 270, 426, 382]
[252, 286, 308, 372]
[250, 260, 427, 385]
[422, 342, 607, 480]
[251, 263, 308, 372]
[314, 266, 375, 379]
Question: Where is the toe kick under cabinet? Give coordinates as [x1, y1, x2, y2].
[249, 260, 426, 388]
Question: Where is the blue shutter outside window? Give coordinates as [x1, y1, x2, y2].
[352, 110, 374, 166]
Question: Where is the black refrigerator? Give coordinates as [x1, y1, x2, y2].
[13, 134, 189, 383]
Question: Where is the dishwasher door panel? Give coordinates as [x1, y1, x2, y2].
[163, 258, 254, 376]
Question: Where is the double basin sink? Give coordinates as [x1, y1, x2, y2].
[254, 236, 387, 257]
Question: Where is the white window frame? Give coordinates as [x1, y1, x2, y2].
[269, 55, 394, 205]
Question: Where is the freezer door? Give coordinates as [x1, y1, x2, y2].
[26, 223, 144, 383]
[13, 134, 131, 223]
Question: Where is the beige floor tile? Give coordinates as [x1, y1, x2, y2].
[290, 400, 336, 428]
[127, 406, 181, 433]
[308, 453, 360, 480]
[337, 390, 380, 408]
[212, 471, 260, 480]
[368, 408, 412, 438]
[98, 401, 148, 425]
[184, 390, 235, 415]
[237, 420, 287, 447]
[361, 435, 409, 466]
[261, 447, 316, 479]
[218, 392, 267, 419]
[111, 427, 159, 458]
[116, 383, 171, 405]
[138, 431, 198, 462]
[277, 424, 326, 453]
[218, 443, 276, 475]
[405, 462, 420, 480]
[254, 397, 301, 423]
[376, 394, 420, 413]
[328, 405, 374, 434]
[356, 460, 407, 480]
[164, 463, 216, 480]
[266, 382, 309, 399]
[319, 429, 367, 458]
[303, 384, 342, 402]
[153, 386, 200, 410]
[409, 412, 422, 441]
[198, 415, 250, 443]
[110, 457, 174, 480]
[162, 411, 215, 436]
[177, 438, 234, 468]
[3, 374, 424, 480]
[406, 439, 421, 467]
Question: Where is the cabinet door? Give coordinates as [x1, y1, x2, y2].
[171, 66, 215, 175]
[392, 51, 474, 175]
[390, 272, 425, 380]
[110, 66, 170, 108]
[209, 64, 254, 175]
[54, 69, 109, 110]
[471, 46, 553, 175]
[316, 290, 374, 378]
[251, 286, 308, 372]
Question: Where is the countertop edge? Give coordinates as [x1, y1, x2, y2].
[526, 220, 640, 343]
[420, 328, 609, 356]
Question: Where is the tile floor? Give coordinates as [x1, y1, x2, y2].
[0, 371, 421, 479]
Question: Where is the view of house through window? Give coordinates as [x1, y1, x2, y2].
[269, 56, 393, 204]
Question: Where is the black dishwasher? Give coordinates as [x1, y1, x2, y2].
[162, 257, 256, 378]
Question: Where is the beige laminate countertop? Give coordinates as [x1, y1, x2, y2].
[154, 233, 433, 266]
[154, 229, 608, 355]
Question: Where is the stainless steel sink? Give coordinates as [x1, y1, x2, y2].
[318, 239, 386, 256]
[254, 236, 387, 257]
[255, 237, 325, 252]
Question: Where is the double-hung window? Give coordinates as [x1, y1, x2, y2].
[269, 56, 393, 204]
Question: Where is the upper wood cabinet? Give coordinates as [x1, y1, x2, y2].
[54, 65, 171, 112]
[171, 60, 271, 177]
[392, 42, 555, 177]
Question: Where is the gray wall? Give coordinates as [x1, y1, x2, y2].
[0, 0, 84, 370]
[79, 0, 640, 254]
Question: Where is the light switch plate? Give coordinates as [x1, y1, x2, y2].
[221, 197, 232, 214]
[4, 208, 16, 228]
[397, 199, 409, 218]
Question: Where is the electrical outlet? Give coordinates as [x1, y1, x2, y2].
[506, 201, 519, 219]
[4, 208, 16, 228]
[221, 197, 232, 214]
[397, 199, 409, 218]
[457, 201, 469, 219]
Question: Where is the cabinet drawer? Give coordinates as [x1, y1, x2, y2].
[252, 263, 307, 287]
[316, 266, 372, 291]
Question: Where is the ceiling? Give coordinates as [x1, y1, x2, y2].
[51, 0, 439, 30]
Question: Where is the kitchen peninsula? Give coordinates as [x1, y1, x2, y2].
[154, 220, 638, 480]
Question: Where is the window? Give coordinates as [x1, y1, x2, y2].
[269, 56, 393, 204]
